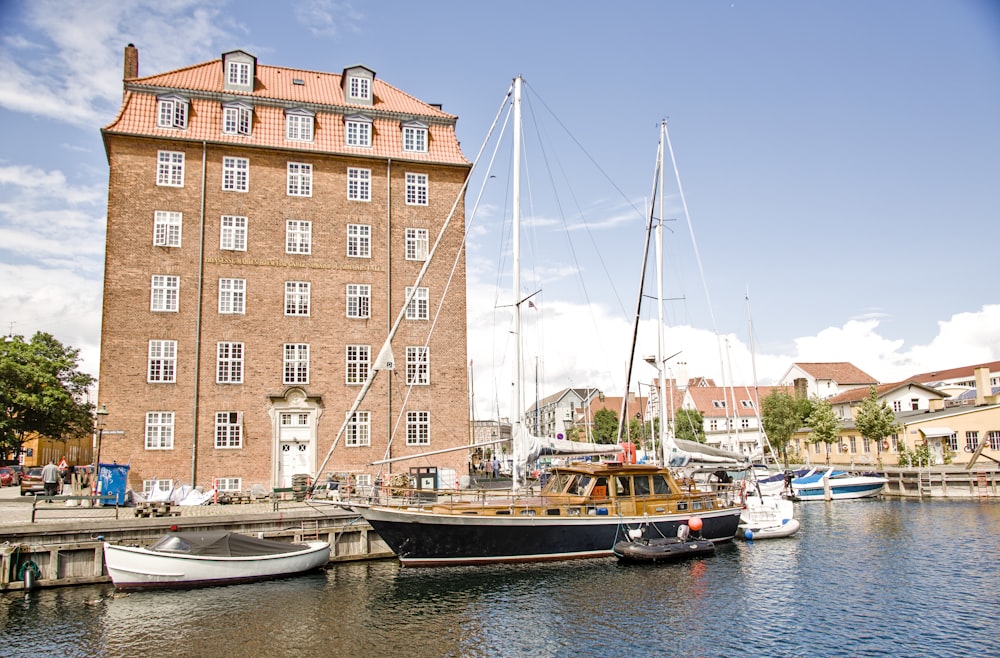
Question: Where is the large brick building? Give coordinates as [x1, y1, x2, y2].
[98, 45, 471, 495]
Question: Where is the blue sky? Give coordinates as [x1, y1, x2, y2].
[0, 0, 997, 417]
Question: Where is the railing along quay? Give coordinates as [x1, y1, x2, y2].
[0, 496, 393, 592]
[880, 466, 999, 499]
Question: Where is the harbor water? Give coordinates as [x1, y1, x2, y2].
[3, 499, 998, 657]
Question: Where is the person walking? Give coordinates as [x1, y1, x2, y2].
[41, 460, 60, 499]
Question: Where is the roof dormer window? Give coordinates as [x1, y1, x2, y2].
[342, 65, 375, 107]
[157, 94, 189, 129]
[285, 108, 315, 142]
[401, 120, 428, 153]
[345, 114, 372, 148]
[222, 50, 257, 93]
[222, 101, 253, 136]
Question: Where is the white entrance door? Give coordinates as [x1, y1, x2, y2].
[279, 412, 313, 487]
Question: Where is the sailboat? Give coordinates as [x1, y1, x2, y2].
[344, 78, 743, 566]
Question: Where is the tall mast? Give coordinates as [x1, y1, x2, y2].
[655, 120, 669, 467]
[512, 75, 524, 491]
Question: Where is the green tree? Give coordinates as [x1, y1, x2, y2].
[673, 408, 705, 443]
[592, 408, 619, 444]
[854, 385, 901, 467]
[761, 391, 812, 466]
[0, 332, 95, 459]
[805, 396, 841, 465]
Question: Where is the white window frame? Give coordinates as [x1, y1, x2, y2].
[403, 125, 428, 153]
[215, 477, 242, 491]
[347, 167, 371, 201]
[405, 228, 429, 261]
[347, 224, 371, 258]
[346, 284, 371, 319]
[346, 344, 370, 385]
[216, 341, 244, 384]
[220, 215, 247, 251]
[157, 96, 188, 129]
[405, 173, 428, 206]
[215, 412, 243, 449]
[287, 162, 313, 197]
[283, 343, 309, 385]
[286, 220, 312, 254]
[227, 61, 251, 87]
[222, 156, 249, 192]
[286, 112, 314, 142]
[222, 103, 252, 136]
[153, 211, 182, 247]
[348, 76, 371, 101]
[150, 275, 179, 312]
[345, 411, 371, 447]
[284, 281, 311, 316]
[405, 286, 429, 320]
[406, 410, 430, 446]
[143, 479, 174, 496]
[145, 411, 174, 450]
[406, 346, 430, 385]
[218, 278, 246, 315]
[148, 340, 177, 383]
[345, 118, 372, 147]
[157, 151, 184, 187]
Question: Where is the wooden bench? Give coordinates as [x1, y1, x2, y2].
[271, 487, 295, 511]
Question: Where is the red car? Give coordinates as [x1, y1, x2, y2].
[0, 466, 16, 486]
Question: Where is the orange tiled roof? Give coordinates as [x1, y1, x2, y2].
[685, 385, 793, 419]
[103, 57, 468, 166]
[826, 380, 946, 405]
[906, 361, 1000, 384]
[792, 362, 877, 385]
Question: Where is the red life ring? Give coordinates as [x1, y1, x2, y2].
[882, 440, 889, 450]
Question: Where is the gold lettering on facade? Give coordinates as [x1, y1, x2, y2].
[205, 257, 383, 272]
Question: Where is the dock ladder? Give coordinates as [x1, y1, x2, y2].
[299, 519, 320, 542]
[975, 472, 990, 499]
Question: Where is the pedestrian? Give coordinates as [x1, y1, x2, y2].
[492, 457, 499, 479]
[41, 460, 60, 499]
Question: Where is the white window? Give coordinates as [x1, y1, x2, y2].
[222, 103, 252, 136]
[406, 346, 429, 385]
[405, 228, 429, 260]
[346, 344, 370, 385]
[145, 412, 174, 450]
[150, 275, 179, 312]
[287, 162, 312, 197]
[405, 286, 428, 320]
[405, 173, 428, 206]
[346, 284, 370, 318]
[347, 224, 371, 258]
[215, 477, 242, 491]
[143, 479, 173, 496]
[148, 340, 177, 383]
[286, 113, 314, 142]
[153, 211, 182, 247]
[407, 410, 430, 445]
[215, 412, 242, 448]
[216, 342, 244, 384]
[157, 151, 184, 187]
[222, 156, 249, 192]
[286, 220, 312, 254]
[347, 168, 371, 201]
[157, 96, 188, 129]
[227, 61, 251, 87]
[348, 76, 370, 101]
[283, 343, 309, 384]
[345, 118, 372, 147]
[284, 281, 310, 316]
[403, 126, 428, 153]
[218, 278, 245, 314]
[220, 215, 247, 251]
[345, 411, 371, 447]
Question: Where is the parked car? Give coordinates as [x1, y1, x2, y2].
[0, 466, 16, 487]
[19, 467, 45, 496]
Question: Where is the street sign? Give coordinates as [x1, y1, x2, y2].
[101, 430, 126, 435]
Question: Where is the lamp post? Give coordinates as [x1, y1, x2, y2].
[94, 404, 108, 491]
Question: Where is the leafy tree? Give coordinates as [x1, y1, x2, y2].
[761, 391, 812, 466]
[592, 408, 619, 444]
[0, 332, 95, 459]
[674, 408, 705, 443]
[854, 385, 901, 467]
[805, 397, 841, 465]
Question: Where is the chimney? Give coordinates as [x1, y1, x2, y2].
[794, 377, 808, 400]
[124, 44, 138, 80]
[974, 367, 990, 406]
[928, 398, 945, 412]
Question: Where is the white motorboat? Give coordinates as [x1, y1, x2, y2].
[738, 493, 800, 540]
[103, 531, 330, 589]
[790, 468, 887, 501]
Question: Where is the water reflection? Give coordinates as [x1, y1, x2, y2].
[3, 500, 999, 657]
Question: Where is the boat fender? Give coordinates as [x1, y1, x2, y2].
[744, 529, 754, 541]
[18, 561, 41, 590]
[595, 507, 608, 516]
